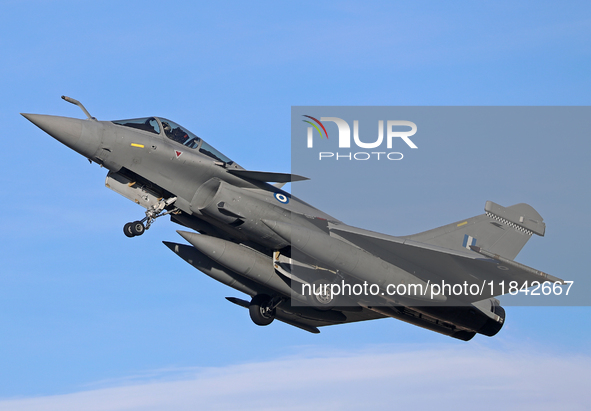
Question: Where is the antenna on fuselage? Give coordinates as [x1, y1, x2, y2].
[61, 95, 96, 120]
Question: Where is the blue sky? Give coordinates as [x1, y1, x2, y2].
[1, 1, 590, 408]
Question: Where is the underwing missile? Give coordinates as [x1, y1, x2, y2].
[163, 241, 264, 296]
[176, 231, 307, 303]
[164, 242, 343, 331]
[261, 220, 446, 304]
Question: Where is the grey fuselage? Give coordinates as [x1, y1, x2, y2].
[22, 114, 335, 250]
[22, 109, 511, 341]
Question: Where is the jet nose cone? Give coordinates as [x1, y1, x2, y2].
[21, 113, 84, 151]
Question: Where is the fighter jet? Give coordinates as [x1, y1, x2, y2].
[22, 96, 565, 341]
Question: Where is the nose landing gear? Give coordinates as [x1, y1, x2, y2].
[123, 197, 178, 237]
[123, 221, 145, 237]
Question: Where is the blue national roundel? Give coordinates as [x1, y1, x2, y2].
[274, 192, 289, 204]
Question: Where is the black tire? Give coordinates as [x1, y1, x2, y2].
[249, 294, 275, 326]
[306, 279, 337, 310]
[123, 222, 135, 238]
[131, 221, 145, 236]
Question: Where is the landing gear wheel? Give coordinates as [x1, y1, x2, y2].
[306, 279, 338, 311]
[120, 198, 179, 238]
[249, 294, 276, 326]
[130, 221, 145, 236]
[123, 222, 135, 238]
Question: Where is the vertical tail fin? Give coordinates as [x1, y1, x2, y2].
[406, 201, 545, 260]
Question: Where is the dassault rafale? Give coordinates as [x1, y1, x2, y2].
[22, 96, 565, 341]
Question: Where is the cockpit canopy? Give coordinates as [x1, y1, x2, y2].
[112, 117, 161, 134]
[112, 117, 234, 164]
[159, 119, 200, 149]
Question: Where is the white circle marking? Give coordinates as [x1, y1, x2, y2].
[274, 193, 289, 203]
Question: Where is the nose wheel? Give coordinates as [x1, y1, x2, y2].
[124, 221, 146, 237]
[123, 197, 178, 238]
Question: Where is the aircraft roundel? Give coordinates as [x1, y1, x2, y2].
[274, 192, 289, 204]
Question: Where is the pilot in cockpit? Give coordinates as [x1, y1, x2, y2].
[162, 121, 189, 144]
[162, 121, 171, 135]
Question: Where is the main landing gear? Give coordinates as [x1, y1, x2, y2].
[249, 294, 282, 326]
[123, 197, 178, 238]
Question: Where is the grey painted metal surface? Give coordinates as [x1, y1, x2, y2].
[21, 97, 564, 341]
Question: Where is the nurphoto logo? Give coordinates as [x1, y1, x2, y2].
[303, 115, 418, 161]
